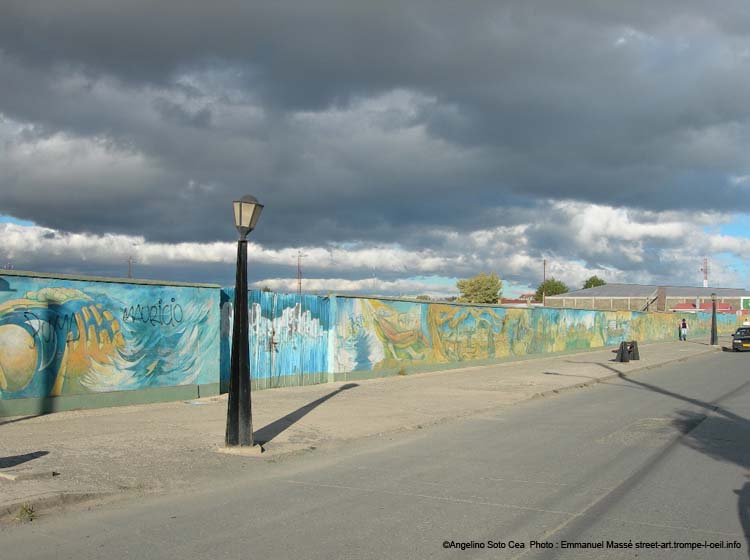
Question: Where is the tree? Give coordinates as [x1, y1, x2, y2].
[535, 278, 568, 302]
[415, 295, 431, 301]
[583, 275, 606, 289]
[456, 272, 503, 304]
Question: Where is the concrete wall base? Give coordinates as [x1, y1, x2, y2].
[0, 383, 221, 417]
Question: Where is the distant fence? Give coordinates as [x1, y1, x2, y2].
[0, 270, 738, 414]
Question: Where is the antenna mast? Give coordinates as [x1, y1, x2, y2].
[700, 257, 709, 288]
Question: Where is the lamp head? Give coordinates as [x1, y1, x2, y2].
[233, 195, 264, 239]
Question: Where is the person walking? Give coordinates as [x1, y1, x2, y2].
[680, 318, 688, 341]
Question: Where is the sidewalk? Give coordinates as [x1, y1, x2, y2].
[0, 338, 725, 522]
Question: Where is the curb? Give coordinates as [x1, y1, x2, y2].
[0, 491, 117, 525]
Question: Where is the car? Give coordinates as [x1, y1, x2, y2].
[732, 327, 750, 351]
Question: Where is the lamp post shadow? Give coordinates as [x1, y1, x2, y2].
[254, 383, 359, 446]
[0, 450, 49, 469]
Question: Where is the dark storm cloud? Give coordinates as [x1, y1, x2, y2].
[1, 0, 750, 260]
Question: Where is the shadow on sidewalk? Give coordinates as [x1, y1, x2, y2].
[0, 394, 59, 424]
[0, 415, 41, 426]
[0, 450, 49, 469]
[543, 371, 599, 380]
[565, 361, 625, 375]
[254, 383, 359, 446]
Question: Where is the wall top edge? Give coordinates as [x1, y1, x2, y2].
[0, 269, 221, 289]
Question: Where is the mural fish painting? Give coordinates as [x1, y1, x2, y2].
[0, 277, 219, 400]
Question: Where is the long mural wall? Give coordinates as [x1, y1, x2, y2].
[332, 297, 737, 372]
[0, 273, 220, 400]
[1, 271, 739, 407]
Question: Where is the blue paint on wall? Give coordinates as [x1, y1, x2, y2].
[0, 274, 220, 399]
[220, 289, 331, 390]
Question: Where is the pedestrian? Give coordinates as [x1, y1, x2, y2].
[680, 318, 688, 341]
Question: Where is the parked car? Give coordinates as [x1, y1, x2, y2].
[732, 327, 750, 351]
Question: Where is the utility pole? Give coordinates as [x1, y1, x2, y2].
[710, 293, 718, 346]
[297, 251, 307, 295]
[542, 258, 547, 306]
[127, 256, 134, 279]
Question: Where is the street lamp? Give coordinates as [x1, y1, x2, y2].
[226, 195, 264, 447]
[710, 292, 718, 346]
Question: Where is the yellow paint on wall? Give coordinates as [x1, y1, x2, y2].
[87, 325, 96, 349]
[99, 330, 111, 348]
[0, 325, 37, 392]
[89, 305, 102, 325]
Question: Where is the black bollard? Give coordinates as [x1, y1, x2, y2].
[615, 341, 630, 362]
[630, 341, 640, 360]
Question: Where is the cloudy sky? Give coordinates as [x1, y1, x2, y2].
[1, 1, 750, 297]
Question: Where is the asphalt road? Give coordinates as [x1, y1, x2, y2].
[2, 351, 750, 559]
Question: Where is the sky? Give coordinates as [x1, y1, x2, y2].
[2, 1, 750, 298]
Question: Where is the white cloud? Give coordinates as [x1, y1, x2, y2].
[0, 222, 456, 272]
[2, 200, 749, 294]
[251, 277, 456, 298]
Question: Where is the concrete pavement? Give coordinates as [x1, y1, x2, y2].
[0, 338, 727, 524]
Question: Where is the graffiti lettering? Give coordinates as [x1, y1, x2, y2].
[23, 311, 80, 348]
[122, 298, 184, 327]
[347, 314, 365, 336]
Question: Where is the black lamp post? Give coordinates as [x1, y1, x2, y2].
[226, 195, 263, 447]
[710, 292, 718, 346]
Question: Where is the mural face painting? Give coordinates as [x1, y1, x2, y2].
[0, 276, 219, 399]
[333, 297, 736, 372]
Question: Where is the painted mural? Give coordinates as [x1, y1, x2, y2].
[334, 297, 736, 371]
[2, 272, 737, 405]
[220, 289, 331, 390]
[0, 274, 219, 399]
